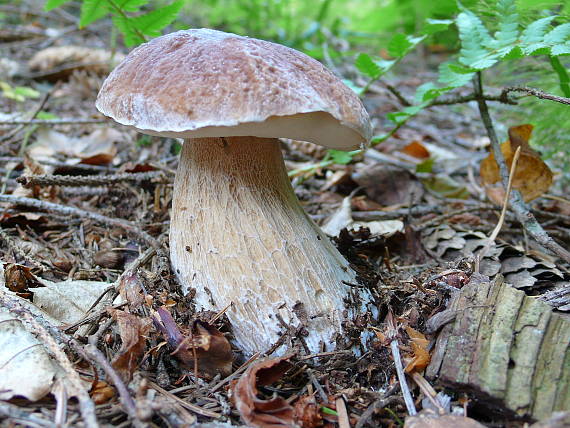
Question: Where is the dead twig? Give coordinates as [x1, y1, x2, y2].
[0, 118, 107, 126]
[83, 344, 147, 428]
[473, 72, 570, 263]
[336, 396, 351, 428]
[17, 171, 169, 188]
[0, 401, 53, 427]
[0, 194, 159, 248]
[355, 394, 403, 428]
[386, 311, 417, 416]
[501, 85, 570, 105]
[0, 91, 51, 144]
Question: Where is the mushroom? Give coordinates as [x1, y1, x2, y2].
[96, 29, 375, 354]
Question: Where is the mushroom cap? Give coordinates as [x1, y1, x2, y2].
[96, 29, 372, 150]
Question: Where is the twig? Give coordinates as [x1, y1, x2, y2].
[355, 395, 403, 428]
[0, 224, 48, 270]
[0, 118, 107, 126]
[386, 311, 417, 416]
[17, 171, 169, 188]
[0, 291, 100, 428]
[429, 91, 517, 106]
[487, 146, 521, 245]
[336, 397, 351, 428]
[0, 194, 159, 248]
[147, 381, 221, 418]
[83, 344, 147, 428]
[501, 85, 570, 105]
[0, 401, 53, 427]
[0, 91, 51, 144]
[473, 72, 570, 263]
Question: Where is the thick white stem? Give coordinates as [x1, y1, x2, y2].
[170, 137, 368, 354]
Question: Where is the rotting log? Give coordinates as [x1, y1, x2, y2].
[426, 273, 570, 421]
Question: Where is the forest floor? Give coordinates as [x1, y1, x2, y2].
[1, 5, 569, 428]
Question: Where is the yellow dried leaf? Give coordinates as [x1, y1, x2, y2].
[480, 124, 552, 204]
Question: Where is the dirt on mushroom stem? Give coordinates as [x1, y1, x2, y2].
[169, 136, 377, 355]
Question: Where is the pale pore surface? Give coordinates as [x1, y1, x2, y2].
[170, 137, 359, 354]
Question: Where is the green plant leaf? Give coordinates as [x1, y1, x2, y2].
[456, 11, 493, 68]
[14, 86, 40, 99]
[544, 23, 570, 44]
[551, 43, 570, 56]
[44, 0, 72, 11]
[388, 33, 413, 57]
[387, 34, 425, 58]
[521, 16, 556, 43]
[130, 0, 184, 38]
[438, 62, 476, 88]
[423, 18, 453, 35]
[112, 15, 146, 46]
[494, 0, 519, 48]
[80, 0, 109, 28]
[116, 0, 148, 12]
[355, 53, 382, 79]
[328, 150, 354, 165]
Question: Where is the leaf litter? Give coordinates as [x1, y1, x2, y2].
[0, 8, 569, 428]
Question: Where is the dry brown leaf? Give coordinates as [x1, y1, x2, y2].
[90, 380, 116, 405]
[153, 307, 232, 379]
[353, 164, 424, 207]
[401, 141, 430, 159]
[293, 395, 324, 428]
[404, 326, 430, 373]
[232, 356, 296, 428]
[29, 128, 121, 166]
[3, 263, 44, 298]
[109, 309, 152, 383]
[480, 124, 553, 204]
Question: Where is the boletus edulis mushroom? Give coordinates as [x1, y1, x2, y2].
[96, 29, 375, 355]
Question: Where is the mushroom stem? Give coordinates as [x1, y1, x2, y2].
[170, 137, 368, 354]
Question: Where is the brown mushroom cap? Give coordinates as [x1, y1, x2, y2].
[96, 28, 371, 150]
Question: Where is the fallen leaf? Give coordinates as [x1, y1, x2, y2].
[480, 124, 553, 203]
[109, 309, 152, 383]
[404, 326, 430, 373]
[3, 263, 44, 298]
[232, 356, 295, 428]
[0, 309, 59, 401]
[352, 164, 424, 206]
[0, 264, 59, 401]
[29, 128, 122, 166]
[153, 307, 232, 379]
[32, 279, 112, 326]
[28, 45, 125, 81]
[293, 395, 323, 428]
[402, 141, 430, 159]
[90, 380, 116, 404]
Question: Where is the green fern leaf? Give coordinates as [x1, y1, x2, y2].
[438, 62, 476, 88]
[456, 11, 494, 69]
[130, 0, 184, 39]
[387, 34, 424, 58]
[551, 43, 570, 56]
[423, 19, 453, 35]
[115, 0, 148, 12]
[355, 53, 382, 79]
[521, 16, 557, 43]
[44, 0, 72, 11]
[544, 23, 570, 44]
[112, 15, 145, 47]
[79, 0, 109, 28]
[494, 0, 519, 49]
